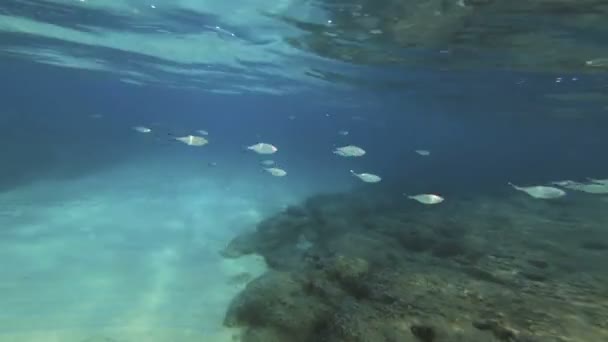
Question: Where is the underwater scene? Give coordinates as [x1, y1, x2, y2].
[1, 0, 608, 341]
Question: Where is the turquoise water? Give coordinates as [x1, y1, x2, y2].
[1, 1, 607, 341]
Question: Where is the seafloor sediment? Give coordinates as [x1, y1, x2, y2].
[222, 190, 608, 342]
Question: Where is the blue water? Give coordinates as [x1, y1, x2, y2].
[1, 1, 608, 341]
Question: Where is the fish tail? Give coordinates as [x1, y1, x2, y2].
[507, 182, 519, 190]
[164, 132, 180, 143]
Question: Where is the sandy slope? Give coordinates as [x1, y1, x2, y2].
[0, 156, 346, 341]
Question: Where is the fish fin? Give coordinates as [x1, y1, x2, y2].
[509, 182, 524, 191]
[162, 132, 181, 143]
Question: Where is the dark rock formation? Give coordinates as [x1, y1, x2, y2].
[222, 192, 608, 341]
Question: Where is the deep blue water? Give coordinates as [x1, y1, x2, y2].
[2, 57, 607, 195]
[1, 2, 608, 341]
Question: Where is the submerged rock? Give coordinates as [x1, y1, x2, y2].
[327, 255, 369, 283]
[520, 271, 547, 282]
[472, 319, 519, 341]
[580, 240, 608, 251]
[221, 231, 259, 258]
[221, 191, 608, 342]
[224, 271, 331, 342]
[397, 230, 437, 252]
[526, 259, 549, 269]
[326, 255, 371, 299]
[432, 240, 467, 258]
[240, 327, 292, 342]
[410, 324, 436, 342]
[285, 205, 308, 218]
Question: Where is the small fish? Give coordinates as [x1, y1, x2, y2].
[406, 194, 444, 205]
[334, 145, 366, 157]
[247, 143, 278, 154]
[509, 182, 565, 199]
[579, 184, 608, 194]
[588, 177, 608, 185]
[585, 58, 608, 68]
[208, 161, 218, 167]
[196, 129, 209, 136]
[415, 149, 430, 156]
[338, 130, 349, 136]
[265, 167, 287, 177]
[559, 181, 608, 194]
[133, 126, 151, 133]
[350, 170, 381, 183]
[288, 115, 296, 120]
[260, 159, 275, 166]
[173, 135, 208, 146]
[551, 180, 575, 187]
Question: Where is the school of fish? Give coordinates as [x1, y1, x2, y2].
[128, 116, 606, 206]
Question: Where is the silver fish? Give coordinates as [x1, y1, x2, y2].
[174, 135, 208, 146]
[265, 167, 287, 177]
[334, 145, 366, 157]
[407, 194, 444, 204]
[350, 170, 381, 183]
[247, 143, 278, 154]
[133, 126, 151, 133]
[509, 182, 565, 199]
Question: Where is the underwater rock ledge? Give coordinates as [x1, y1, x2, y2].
[222, 192, 608, 342]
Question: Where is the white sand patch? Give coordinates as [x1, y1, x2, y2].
[0, 156, 331, 341]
